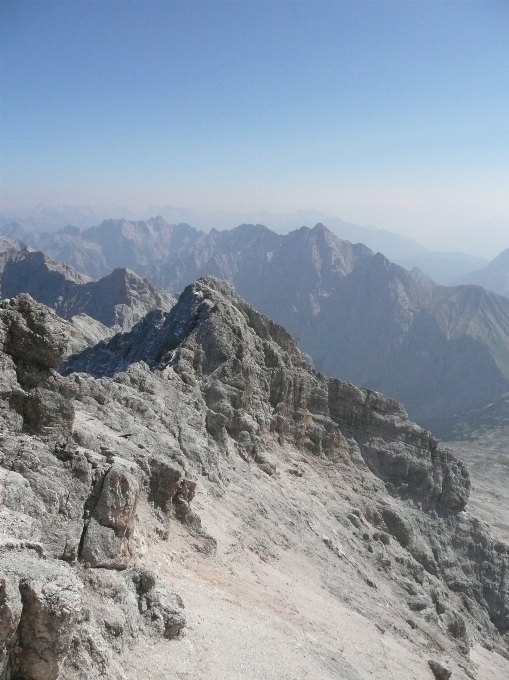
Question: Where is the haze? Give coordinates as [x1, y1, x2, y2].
[1, 0, 508, 258]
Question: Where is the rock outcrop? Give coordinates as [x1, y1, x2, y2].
[63, 278, 508, 657]
[0, 236, 23, 277]
[2, 279, 509, 678]
[0, 295, 187, 679]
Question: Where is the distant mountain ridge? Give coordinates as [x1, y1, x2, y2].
[454, 248, 509, 299]
[1, 213, 487, 284]
[1, 249, 176, 332]
[3, 219, 509, 434]
[394, 251, 488, 285]
[1, 207, 424, 260]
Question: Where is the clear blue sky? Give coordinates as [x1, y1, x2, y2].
[1, 1, 508, 248]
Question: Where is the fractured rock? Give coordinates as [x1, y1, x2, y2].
[428, 659, 452, 680]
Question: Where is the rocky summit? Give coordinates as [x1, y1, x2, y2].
[1, 278, 508, 679]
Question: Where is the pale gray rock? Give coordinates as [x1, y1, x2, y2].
[95, 464, 140, 534]
[127, 567, 185, 639]
[63, 276, 509, 660]
[0, 573, 22, 675]
[1, 551, 83, 680]
[0, 293, 187, 679]
[2, 281, 509, 677]
[428, 658, 453, 680]
[80, 518, 128, 570]
[67, 313, 114, 356]
[0, 293, 69, 370]
[0, 236, 23, 276]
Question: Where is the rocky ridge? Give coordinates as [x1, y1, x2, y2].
[1, 278, 509, 679]
[4, 219, 509, 433]
[1, 248, 177, 333]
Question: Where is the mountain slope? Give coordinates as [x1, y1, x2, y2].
[2, 281, 509, 678]
[3, 220, 509, 433]
[1, 249, 176, 331]
[0, 236, 23, 275]
[141, 222, 509, 434]
[455, 248, 509, 299]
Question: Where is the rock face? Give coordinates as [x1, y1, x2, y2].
[63, 279, 509, 657]
[0, 236, 23, 276]
[2, 279, 509, 678]
[4, 219, 509, 433]
[2, 249, 176, 332]
[0, 295, 187, 679]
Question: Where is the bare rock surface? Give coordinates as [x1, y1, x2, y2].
[1, 281, 509, 678]
[447, 428, 509, 545]
[67, 313, 115, 356]
[0, 294, 186, 679]
[0, 236, 23, 276]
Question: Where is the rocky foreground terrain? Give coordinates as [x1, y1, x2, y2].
[1, 277, 508, 679]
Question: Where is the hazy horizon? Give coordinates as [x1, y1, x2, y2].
[2, 1, 508, 258]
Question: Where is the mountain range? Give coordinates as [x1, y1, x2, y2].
[1, 207, 424, 259]
[1, 211, 490, 282]
[2, 219, 509, 435]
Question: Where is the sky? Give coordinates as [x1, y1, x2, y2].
[1, 0, 508, 255]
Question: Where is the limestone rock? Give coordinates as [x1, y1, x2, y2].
[0, 294, 69, 369]
[0, 293, 188, 678]
[63, 276, 509, 660]
[0, 235, 23, 276]
[95, 464, 140, 534]
[428, 659, 452, 680]
[1, 552, 83, 680]
[0, 573, 22, 674]
[2, 277, 509, 677]
[127, 567, 185, 639]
